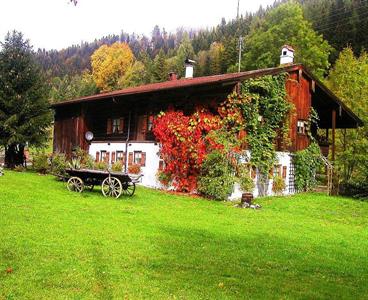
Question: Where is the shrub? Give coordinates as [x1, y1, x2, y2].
[197, 151, 235, 200]
[94, 161, 108, 171]
[112, 161, 123, 172]
[272, 175, 286, 195]
[73, 147, 94, 169]
[32, 152, 49, 174]
[239, 174, 255, 193]
[50, 153, 67, 179]
[128, 163, 141, 174]
[339, 181, 368, 200]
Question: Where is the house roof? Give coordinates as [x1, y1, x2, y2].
[51, 64, 303, 108]
[51, 63, 363, 128]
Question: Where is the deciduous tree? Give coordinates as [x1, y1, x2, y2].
[326, 47, 368, 182]
[91, 42, 134, 91]
[242, 2, 332, 78]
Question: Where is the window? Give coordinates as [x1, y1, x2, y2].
[134, 151, 146, 166]
[134, 151, 142, 165]
[147, 115, 154, 132]
[100, 151, 107, 162]
[112, 119, 120, 133]
[116, 151, 125, 163]
[273, 165, 281, 177]
[297, 120, 306, 134]
[107, 118, 124, 134]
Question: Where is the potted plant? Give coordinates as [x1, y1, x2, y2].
[128, 163, 142, 181]
[156, 170, 172, 188]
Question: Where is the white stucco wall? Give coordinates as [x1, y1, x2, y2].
[89, 142, 295, 199]
[89, 141, 162, 188]
[229, 151, 293, 200]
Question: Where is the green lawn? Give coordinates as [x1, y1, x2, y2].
[0, 171, 367, 299]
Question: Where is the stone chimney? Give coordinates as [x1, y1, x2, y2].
[280, 45, 295, 65]
[168, 72, 178, 81]
[185, 58, 196, 79]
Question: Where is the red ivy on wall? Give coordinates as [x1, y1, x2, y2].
[153, 108, 221, 192]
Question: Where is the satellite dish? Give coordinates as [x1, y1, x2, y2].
[85, 131, 94, 141]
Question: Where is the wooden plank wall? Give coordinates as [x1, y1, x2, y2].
[286, 71, 312, 152]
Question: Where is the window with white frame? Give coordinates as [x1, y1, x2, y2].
[100, 150, 107, 162]
[134, 151, 142, 165]
[112, 119, 120, 133]
[116, 151, 125, 162]
[297, 120, 306, 134]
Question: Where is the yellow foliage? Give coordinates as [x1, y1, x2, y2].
[91, 42, 134, 92]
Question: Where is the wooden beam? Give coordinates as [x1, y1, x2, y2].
[332, 109, 336, 161]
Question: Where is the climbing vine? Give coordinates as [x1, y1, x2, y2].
[152, 108, 221, 192]
[293, 142, 323, 191]
[219, 74, 292, 178]
[293, 108, 323, 191]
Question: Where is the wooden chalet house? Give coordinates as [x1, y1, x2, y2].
[52, 47, 362, 197]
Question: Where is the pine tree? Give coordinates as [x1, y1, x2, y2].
[0, 31, 52, 167]
[152, 49, 168, 82]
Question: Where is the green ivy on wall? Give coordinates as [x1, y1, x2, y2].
[220, 73, 293, 180]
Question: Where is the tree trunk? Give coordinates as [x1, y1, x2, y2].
[5, 144, 25, 168]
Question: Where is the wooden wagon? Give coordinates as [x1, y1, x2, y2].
[66, 169, 141, 198]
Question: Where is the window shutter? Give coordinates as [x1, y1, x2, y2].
[122, 152, 126, 164]
[251, 166, 257, 179]
[107, 119, 112, 134]
[119, 118, 124, 133]
[141, 115, 148, 134]
[96, 152, 100, 162]
[128, 152, 133, 166]
[105, 152, 110, 163]
[282, 166, 287, 179]
[111, 152, 116, 163]
[141, 152, 146, 166]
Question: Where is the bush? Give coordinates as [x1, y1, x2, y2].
[33, 152, 49, 174]
[94, 161, 108, 171]
[50, 153, 67, 179]
[237, 165, 255, 192]
[128, 163, 141, 174]
[112, 161, 123, 172]
[272, 175, 286, 195]
[73, 147, 94, 169]
[197, 151, 235, 200]
[339, 181, 368, 200]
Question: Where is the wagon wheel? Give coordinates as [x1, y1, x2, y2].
[122, 181, 136, 196]
[101, 177, 122, 198]
[67, 176, 84, 193]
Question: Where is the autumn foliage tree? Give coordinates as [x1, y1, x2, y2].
[91, 42, 134, 91]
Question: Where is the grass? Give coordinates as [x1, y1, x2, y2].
[0, 171, 367, 299]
